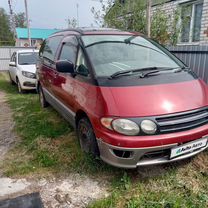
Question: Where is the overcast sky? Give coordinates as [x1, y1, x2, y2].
[0, 0, 104, 29]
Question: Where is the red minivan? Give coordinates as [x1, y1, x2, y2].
[37, 28, 208, 168]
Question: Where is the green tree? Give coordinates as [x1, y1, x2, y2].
[14, 12, 26, 28]
[92, 0, 181, 45]
[0, 8, 14, 46]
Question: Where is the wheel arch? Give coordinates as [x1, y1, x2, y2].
[75, 110, 89, 128]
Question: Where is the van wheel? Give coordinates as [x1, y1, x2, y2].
[17, 78, 24, 93]
[77, 117, 100, 156]
[9, 73, 15, 85]
[39, 85, 49, 108]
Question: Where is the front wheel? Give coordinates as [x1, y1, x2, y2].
[17, 78, 24, 93]
[77, 117, 100, 157]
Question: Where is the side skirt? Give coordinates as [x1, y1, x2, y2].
[42, 87, 76, 128]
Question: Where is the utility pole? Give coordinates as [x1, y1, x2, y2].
[24, 0, 31, 46]
[146, 0, 151, 38]
[8, 0, 15, 33]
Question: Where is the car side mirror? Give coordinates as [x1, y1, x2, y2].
[56, 60, 74, 73]
[9, 62, 16, 67]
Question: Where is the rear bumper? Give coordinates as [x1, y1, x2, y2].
[97, 137, 208, 168]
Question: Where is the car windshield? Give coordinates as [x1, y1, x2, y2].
[82, 35, 184, 77]
[18, 52, 38, 65]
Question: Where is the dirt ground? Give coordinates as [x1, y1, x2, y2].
[0, 91, 108, 208]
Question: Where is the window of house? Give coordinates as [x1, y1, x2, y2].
[180, 1, 203, 43]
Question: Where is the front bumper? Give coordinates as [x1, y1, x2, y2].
[97, 138, 208, 168]
[19, 76, 37, 90]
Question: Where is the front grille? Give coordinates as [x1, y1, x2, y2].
[156, 107, 208, 134]
[140, 149, 170, 161]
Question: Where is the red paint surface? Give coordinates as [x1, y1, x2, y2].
[40, 67, 208, 148]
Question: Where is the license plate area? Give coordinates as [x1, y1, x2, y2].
[170, 137, 208, 159]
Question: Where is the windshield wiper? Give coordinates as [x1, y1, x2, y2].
[109, 66, 188, 79]
[109, 67, 158, 79]
[139, 66, 188, 78]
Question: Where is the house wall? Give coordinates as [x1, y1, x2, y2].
[15, 39, 43, 48]
[152, 0, 208, 44]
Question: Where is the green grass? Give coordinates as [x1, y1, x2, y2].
[0, 72, 208, 207]
[0, 72, 116, 176]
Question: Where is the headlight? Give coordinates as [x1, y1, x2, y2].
[22, 71, 36, 79]
[112, 119, 140, 136]
[141, 120, 157, 134]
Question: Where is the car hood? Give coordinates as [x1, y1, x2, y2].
[99, 79, 208, 117]
[18, 64, 37, 73]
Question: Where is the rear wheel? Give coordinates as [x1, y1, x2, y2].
[77, 117, 100, 156]
[39, 85, 49, 108]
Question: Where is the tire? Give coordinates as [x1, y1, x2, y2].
[39, 85, 49, 108]
[8, 73, 15, 85]
[17, 78, 24, 94]
[77, 117, 100, 156]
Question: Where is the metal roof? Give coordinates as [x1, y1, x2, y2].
[15, 28, 60, 39]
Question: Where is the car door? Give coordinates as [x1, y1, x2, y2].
[52, 36, 78, 113]
[39, 36, 63, 94]
[9, 52, 17, 82]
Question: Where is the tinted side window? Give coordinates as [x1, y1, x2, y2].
[42, 36, 63, 61]
[59, 44, 77, 64]
[59, 37, 78, 65]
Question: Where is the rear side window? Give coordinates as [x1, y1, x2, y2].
[42, 35, 63, 61]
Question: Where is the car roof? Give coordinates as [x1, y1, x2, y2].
[16, 49, 39, 54]
[51, 27, 142, 37]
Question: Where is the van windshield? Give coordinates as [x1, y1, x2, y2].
[82, 35, 183, 77]
[18, 52, 38, 65]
